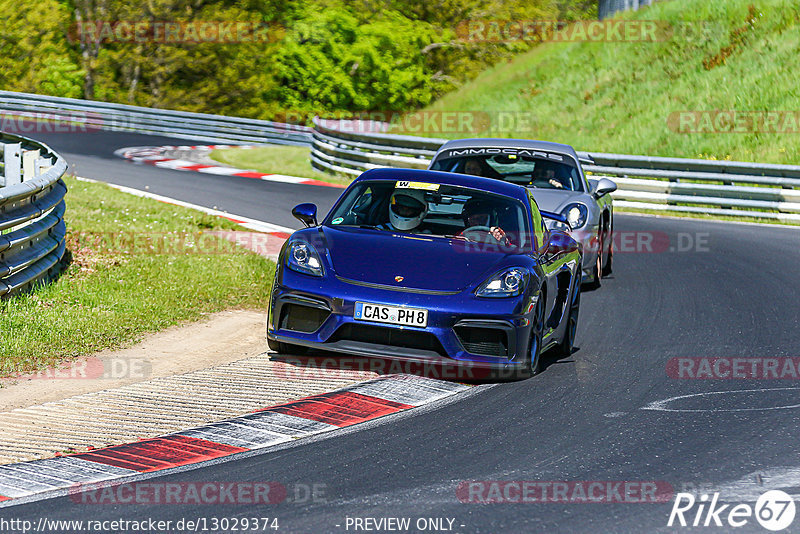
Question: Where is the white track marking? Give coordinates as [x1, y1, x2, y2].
[74, 176, 294, 234]
[113, 145, 343, 187]
[642, 387, 800, 412]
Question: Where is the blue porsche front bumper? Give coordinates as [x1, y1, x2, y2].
[267, 267, 535, 372]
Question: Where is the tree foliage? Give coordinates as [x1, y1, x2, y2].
[1, 0, 596, 119]
[0, 0, 83, 97]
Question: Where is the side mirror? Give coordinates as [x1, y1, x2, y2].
[593, 178, 617, 199]
[292, 203, 318, 227]
[544, 230, 573, 259]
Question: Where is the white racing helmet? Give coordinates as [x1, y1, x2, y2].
[389, 188, 428, 231]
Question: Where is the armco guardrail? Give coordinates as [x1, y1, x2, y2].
[310, 118, 443, 175]
[0, 91, 312, 146]
[310, 118, 800, 223]
[0, 132, 68, 298]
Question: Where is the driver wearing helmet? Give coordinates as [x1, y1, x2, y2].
[378, 188, 430, 233]
[458, 197, 513, 246]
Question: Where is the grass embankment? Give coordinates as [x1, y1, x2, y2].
[216, 2, 800, 224]
[408, 0, 800, 165]
[210, 145, 352, 185]
[0, 176, 275, 376]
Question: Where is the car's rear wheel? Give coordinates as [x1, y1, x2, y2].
[554, 278, 581, 357]
[520, 296, 545, 379]
[267, 336, 307, 355]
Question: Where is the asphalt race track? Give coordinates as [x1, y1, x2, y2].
[31, 129, 342, 229]
[3, 130, 800, 532]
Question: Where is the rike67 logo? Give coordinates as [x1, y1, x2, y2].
[668, 490, 796, 531]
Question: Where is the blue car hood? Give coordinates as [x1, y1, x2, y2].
[322, 227, 507, 292]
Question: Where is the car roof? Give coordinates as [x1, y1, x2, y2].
[434, 137, 580, 161]
[354, 167, 530, 204]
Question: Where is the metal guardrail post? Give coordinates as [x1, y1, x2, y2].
[3, 142, 21, 186]
[0, 132, 68, 298]
[22, 149, 39, 181]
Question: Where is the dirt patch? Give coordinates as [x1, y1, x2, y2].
[0, 309, 268, 412]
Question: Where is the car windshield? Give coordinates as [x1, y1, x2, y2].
[430, 152, 583, 192]
[326, 180, 530, 250]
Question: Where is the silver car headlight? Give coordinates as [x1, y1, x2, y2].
[562, 203, 588, 229]
[286, 240, 324, 277]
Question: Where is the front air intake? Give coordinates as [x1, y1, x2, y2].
[279, 303, 330, 333]
[454, 325, 509, 357]
[330, 323, 448, 357]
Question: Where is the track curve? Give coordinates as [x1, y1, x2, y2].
[31, 130, 341, 229]
[3, 131, 800, 533]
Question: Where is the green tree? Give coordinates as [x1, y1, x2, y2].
[0, 0, 83, 97]
[0, 0, 598, 118]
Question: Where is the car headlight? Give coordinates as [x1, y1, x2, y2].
[562, 203, 588, 229]
[544, 218, 565, 231]
[476, 268, 528, 298]
[286, 240, 324, 277]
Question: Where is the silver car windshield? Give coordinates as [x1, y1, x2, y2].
[431, 153, 583, 192]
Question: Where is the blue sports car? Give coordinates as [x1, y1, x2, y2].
[267, 168, 582, 379]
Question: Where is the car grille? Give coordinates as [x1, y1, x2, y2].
[279, 303, 330, 333]
[454, 325, 509, 357]
[334, 275, 460, 295]
[330, 323, 447, 357]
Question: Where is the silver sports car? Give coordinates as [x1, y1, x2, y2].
[429, 138, 617, 288]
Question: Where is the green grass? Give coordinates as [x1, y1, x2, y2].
[210, 145, 352, 185]
[399, 0, 800, 165]
[0, 175, 275, 377]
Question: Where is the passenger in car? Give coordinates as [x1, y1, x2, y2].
[458, 198, 514, 246]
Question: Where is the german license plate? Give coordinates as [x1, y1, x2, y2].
[354, 302, 428, 328]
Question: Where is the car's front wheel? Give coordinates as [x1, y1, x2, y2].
[554, 278, 581, 357]
[585, 232, 603, 290]
[520, 296, 545, 379]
